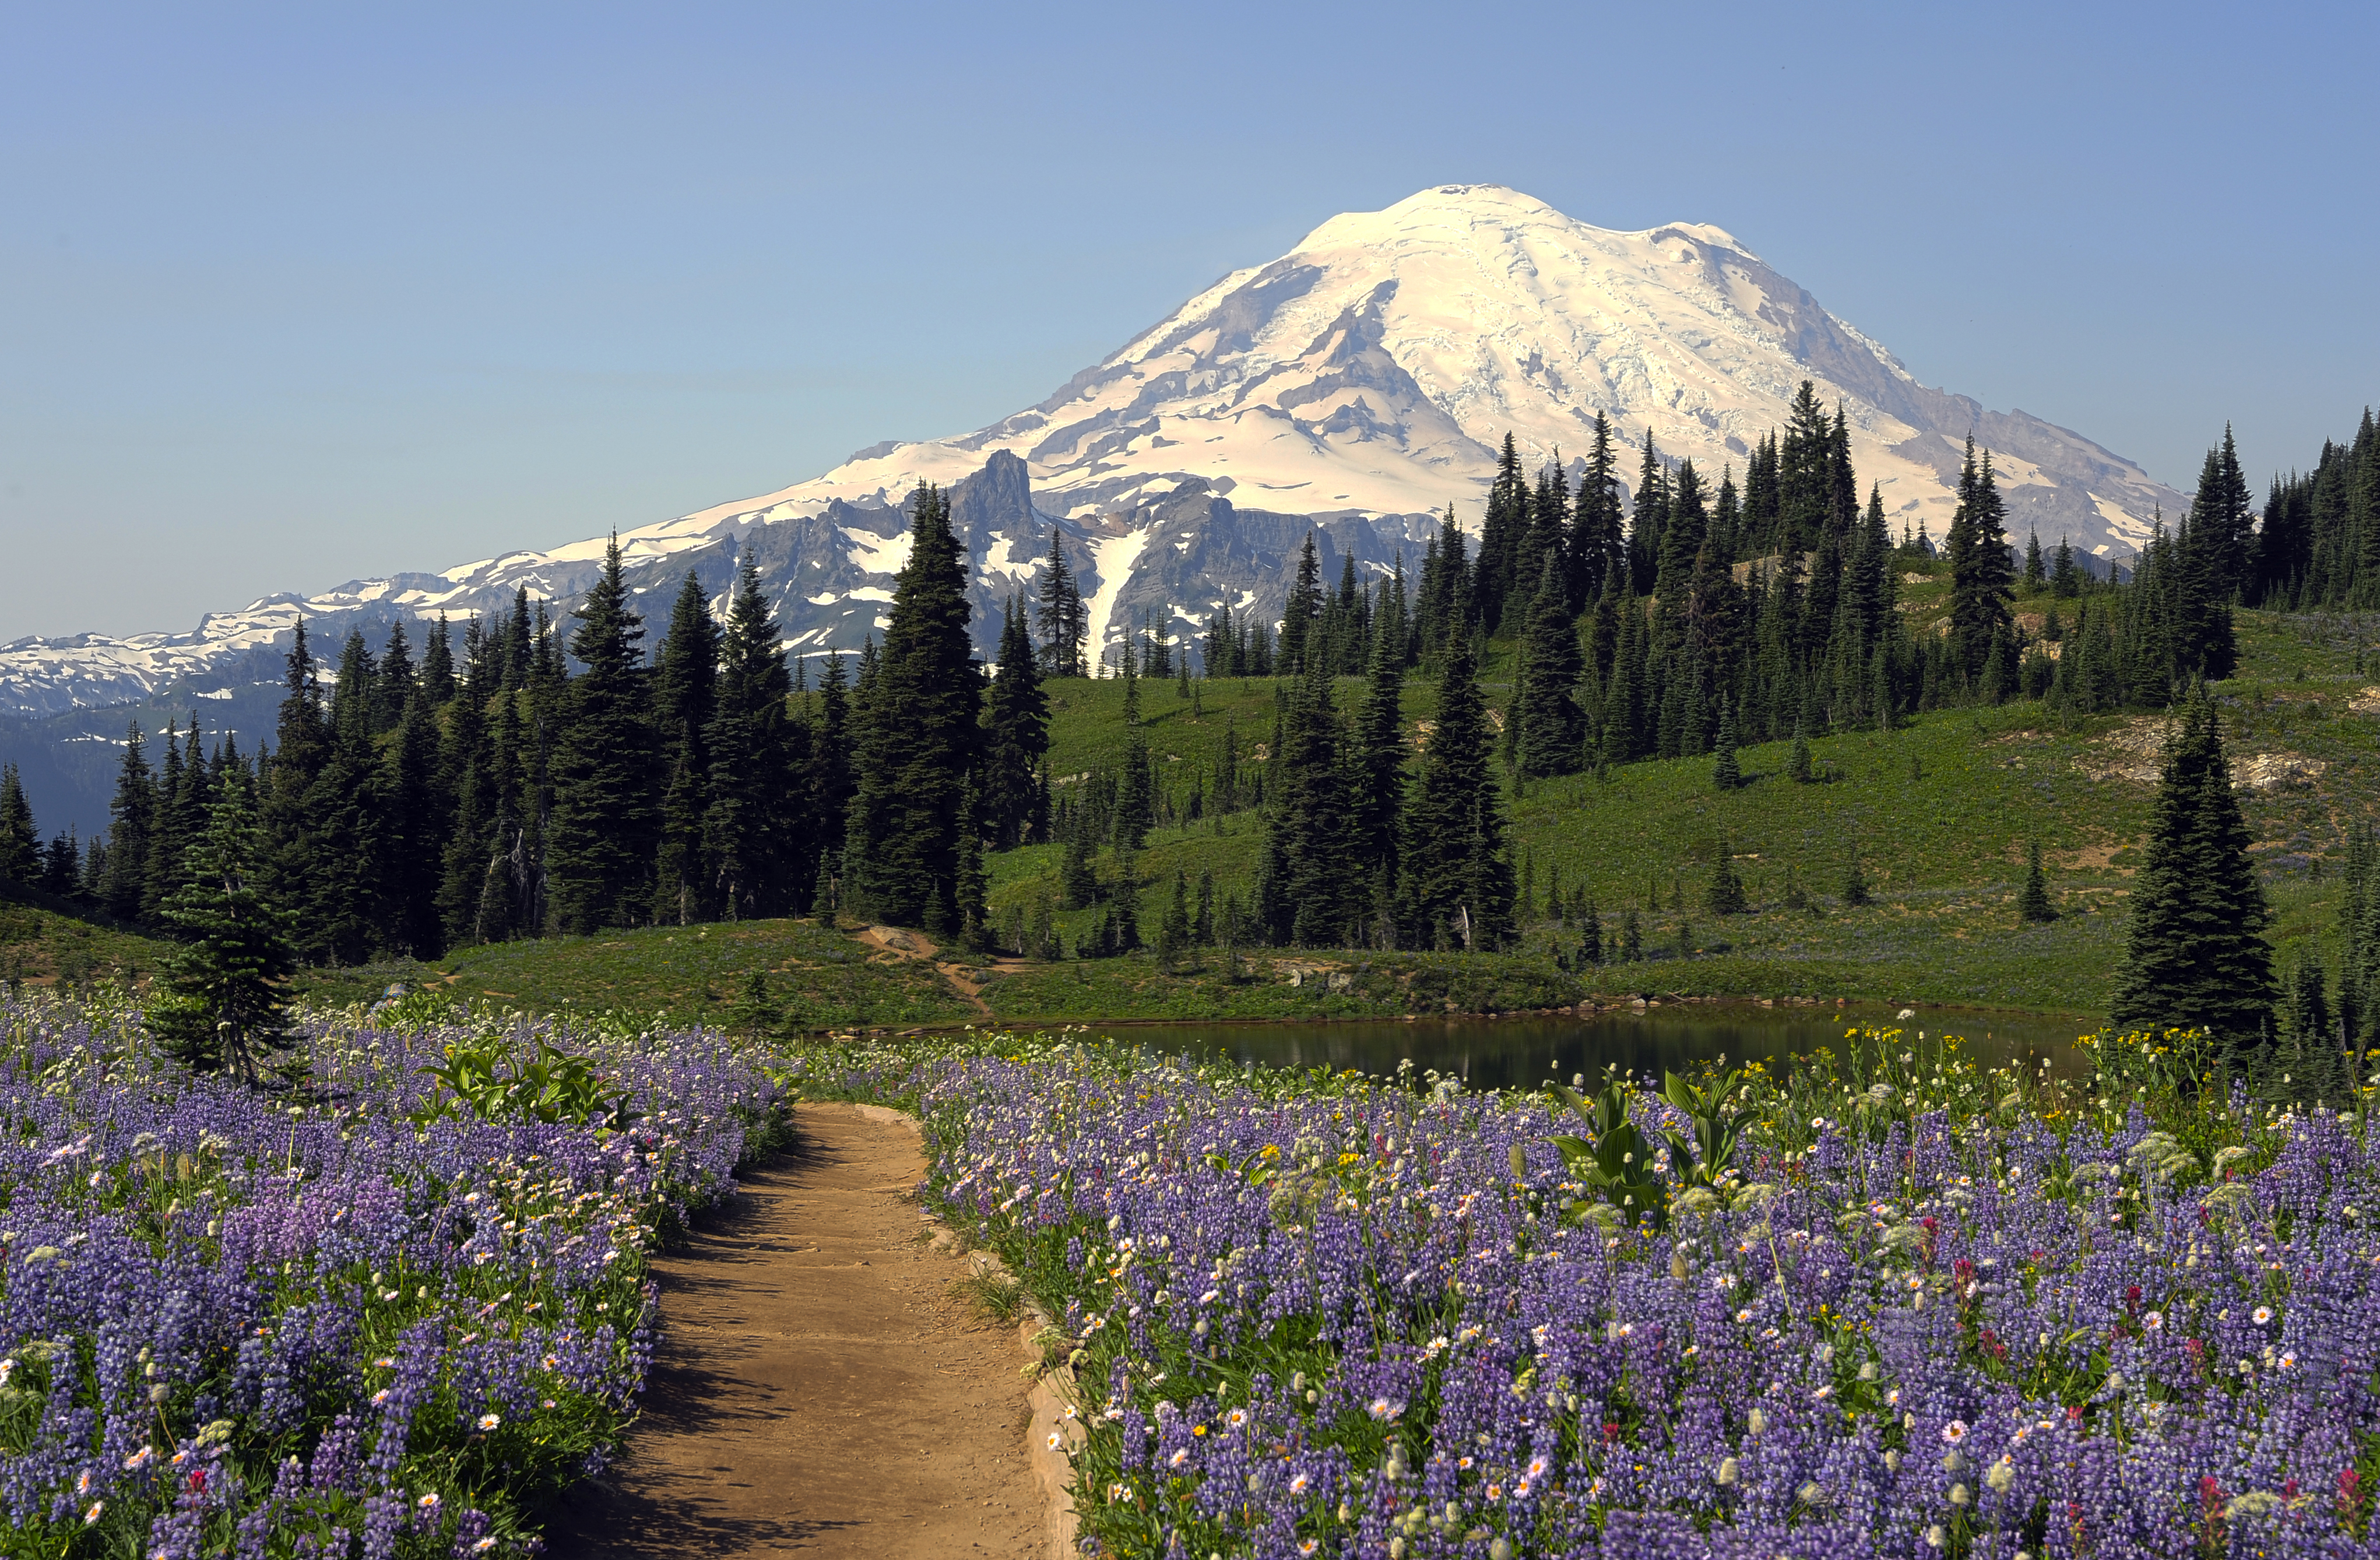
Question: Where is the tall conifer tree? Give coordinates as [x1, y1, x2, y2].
[2109, 689, 2276, 1042]
[548, 536, 656, 933]
[848, 484, 982, 930]
[1401, 629, 1514, 950]
[983, 598, 1050, 850]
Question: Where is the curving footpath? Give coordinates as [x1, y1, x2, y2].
[550, 1104, 1056, 1559]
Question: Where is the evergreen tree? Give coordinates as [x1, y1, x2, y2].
[1786, 723, 1813, 784]
[1279, 532, 1326, 673]
[40, 830, 80, 900]
[2108, 688, 2276, 1042]
[2284, 953, 2330, 1043]
[1156, 868, 1191, 972]
[1113, 653, 1152, 851]
[1035, 526, 1086, 676]
[0, 765, 34, 885]
[382, 685, 448, 957]
[421, 614, 458, 705]
[2186, 425, 2256, 598]
[1474, 434, 1526, 631]
[848, 484, 983, 930]
[1400, 630, 1514, 949]
[955, 775, 989, 948]
[1705, 847, 1746, 916]
[704, 552, 797, 920]
[810, 651, 855, 878]
[1257, 659, 1354, 946]
[983, 598, 1050, 850]
[139, 723, 188, 923]
[149, 780, 298, 1085]
[300, 630, 388, 964]
[1351, 619, 1408, 934]
[652, 570, 721, 925]
[1513, 554, 1584, 778]
[434, 640, 500, 947]
[1843, 855, 1872, 908]
[374, 619, 414, 733]
[548, 536, 657, 934]
[1572, 413, 1625, 606]
[101, 722, 154, 922]
[2017, 839, 2058, 924]
[1945, 439, 2016, 680]
[1711, 697, 1742, 790]
[261, 618, 329, 920]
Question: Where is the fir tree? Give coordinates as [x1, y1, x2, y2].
[1035, 526, 1085, 676]
[0, 765, 34, 885]
[848, 484, 983, 930]
[1113, 653, 1152, 852]
[1352, 619, 1408, 934]
[1258, 658, 1354, 946]
[300, 630, 388, 963]
[2284, 953, 2330, 1043]
[652, 570, 720, 924]
[1785, 723, 1813, 784]
[2017, 840, 2058, 924]
[1842, 855, 1872, 907]
[382, 686, 447, 957]
[1279, 532, 1326, 673]
[421, 614, 457, 705]
[40, 830, 80, 900]
[1513, 554, 1584, 778]
[1945, 439, 2016, 680]
[983, 598, 1049, 850]
[1618, 908, 1642, 962]
[810, 651, 855, 873]
[1711, 697, 1742, 790]
[548, 536, 656, 934]
[261, 618, 329, 918]
[705, 552, 797, 920]
[1401, 630, 1514, 950]
[1705, 847, 1746, 916]
[149, 780, 298, 1085]
[102, 721, 153, 922]
[2108, 689, 2276, 1042]
[955, 775, 989, 948]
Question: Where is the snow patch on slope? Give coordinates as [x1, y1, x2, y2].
[1083, 523, 1155, 670]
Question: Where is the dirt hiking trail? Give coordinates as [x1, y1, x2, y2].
[551, 1104, 1043, 1559]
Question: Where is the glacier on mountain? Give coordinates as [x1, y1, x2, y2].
[0, 181, 2185, 728]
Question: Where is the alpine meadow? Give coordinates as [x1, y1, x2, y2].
[5, 173, 2380, 1560]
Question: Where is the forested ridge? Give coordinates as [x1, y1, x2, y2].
[0, 384, 2370, 1043]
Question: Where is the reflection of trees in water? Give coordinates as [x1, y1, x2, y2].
[1138, 1009, 2082, 1095]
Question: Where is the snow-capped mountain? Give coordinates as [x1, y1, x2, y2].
[1, 182, 2184, 730]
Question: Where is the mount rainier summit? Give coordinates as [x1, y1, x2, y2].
[2, 182, 2183, 739]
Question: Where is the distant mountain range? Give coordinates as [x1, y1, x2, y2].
[0, 182, 2187, 831]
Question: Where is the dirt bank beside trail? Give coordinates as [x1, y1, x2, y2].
[550, 1104, 1043, 1559]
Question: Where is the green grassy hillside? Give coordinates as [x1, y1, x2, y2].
[988, 600, 2377, 1017]
[267, 599, 2377, 1031]
[0, 880, 177, 991]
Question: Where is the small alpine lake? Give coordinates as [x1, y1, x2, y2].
[1078, 1001, 2091, 1092]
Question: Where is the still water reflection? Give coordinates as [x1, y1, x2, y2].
[1099, 1003, 2089, 1094]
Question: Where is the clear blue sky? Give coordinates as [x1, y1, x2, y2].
[3, 1, 2372, 638]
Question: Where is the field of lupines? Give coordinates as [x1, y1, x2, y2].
[794, 1025, 2380, 1559]
[0, 988, 784, 1559]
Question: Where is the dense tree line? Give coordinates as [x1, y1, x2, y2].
[0, 393, 2352, 987]
[14, 491, 1053, 962]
